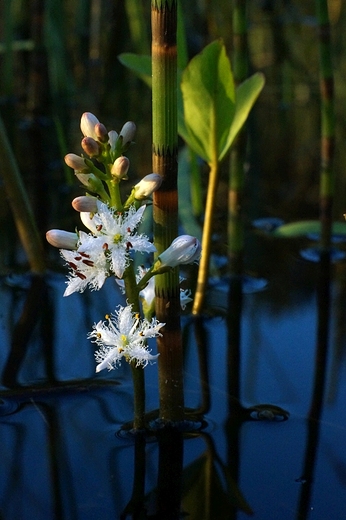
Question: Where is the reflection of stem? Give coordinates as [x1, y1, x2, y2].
[156, 428, 184, 519]
[0, 115, 46, 273]
[193, 317, 211, 415]
[192, 161, 219, 315]
[121, 432, 146, 519]
[296, 250, 331, 519]
[3, 275, 50, 387]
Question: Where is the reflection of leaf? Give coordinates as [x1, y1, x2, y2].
[118, 53, 152, 87]
[182, 453, 253, 518]
[272, 220, 346, 237]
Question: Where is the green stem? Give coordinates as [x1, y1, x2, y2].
[123, 265, 146, 430]
[107, 179, 123, 211]
[316, 0, 335, 249]
[192, 159, 219, 315]
[228, 0, 248, 274]
[152, 0, 184, 422]
[0, 115, 46, 273]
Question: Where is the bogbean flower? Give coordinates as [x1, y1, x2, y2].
[60, 232, 110, 296]
[89, 304, 164, 371]
[80, 202, 156, 279]
[46, 200, 155, 295]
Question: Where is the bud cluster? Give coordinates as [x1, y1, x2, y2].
[64, 112, 162, 211]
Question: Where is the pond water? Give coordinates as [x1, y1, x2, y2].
[1, 228, 345, 520]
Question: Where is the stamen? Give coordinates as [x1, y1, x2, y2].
[75, 271, 87, 280]
[96, 224, 103, 232]
[102, 243, 109, 250]
[80, 252, 90, 258]
[82, 259, 94, 267]
[68, 262, 78, 270]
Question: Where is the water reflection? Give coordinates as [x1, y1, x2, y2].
[0, 245, 346, 518]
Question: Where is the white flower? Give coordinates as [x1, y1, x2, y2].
[80, 202, 156, 278]
[88, 304, 164, 371]
[157, 235, 201, 269]
[60, 232, 110, 296]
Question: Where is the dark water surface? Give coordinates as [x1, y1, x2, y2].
[1, 239, 346, 519]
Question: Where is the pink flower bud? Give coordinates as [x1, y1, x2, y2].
[134, 173, 162, 199]
[80, 112, 99, 139]
[158, 235, 201, 268]
[64, 153, 88, 172]
[119, 121, 136, 148]
[46, 230, 78, 250]
[111, 156, 130, 179]
[94, 122, 108, 142]
[81, 137, 101, 157]
[72, 196, 98, 213]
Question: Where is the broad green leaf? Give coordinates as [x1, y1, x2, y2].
[272, 220, 346, 237]
[117, 53, 152, 87]
[181, 40, 236, 164]
[219, 72, 265, 161]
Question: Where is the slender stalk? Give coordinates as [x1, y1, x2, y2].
[316, 0, 335, 248]
[228, 0, 248, 274]
[192, 160, 219, 315]
[123, 265, 146, 430]
[151, 0, 184, 422]
[0, 115, 46, 273]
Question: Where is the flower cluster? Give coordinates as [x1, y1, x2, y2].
[46, 112, 201, 372]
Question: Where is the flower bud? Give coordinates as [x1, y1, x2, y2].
[46, 230, 78, 250]
[119, 121, 136, 148]
[64, 153, 89, 172]
[111, 156, 130, 180]
[158, 235, 201, 268]
[81, 136, 100, 157]
[134, 173, 162, 199]
[94, 122, 108, 143]
[72, 196, 98, 213]
[75, 172, 105, 193]
[108, 130, 119, 151]
[80, 112, 99, 139]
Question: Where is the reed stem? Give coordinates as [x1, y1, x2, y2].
[151, 0, 184, 422]
[316, 0, 335, 248]
[0, 115, 46, 274]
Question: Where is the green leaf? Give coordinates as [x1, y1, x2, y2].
[219, 72, 265, 161]
[272, 220, 346, 237]
[117, 53, 152, 87]
[181, 40, 236, 164]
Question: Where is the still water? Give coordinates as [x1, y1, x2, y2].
[0, 231, 346, 519]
